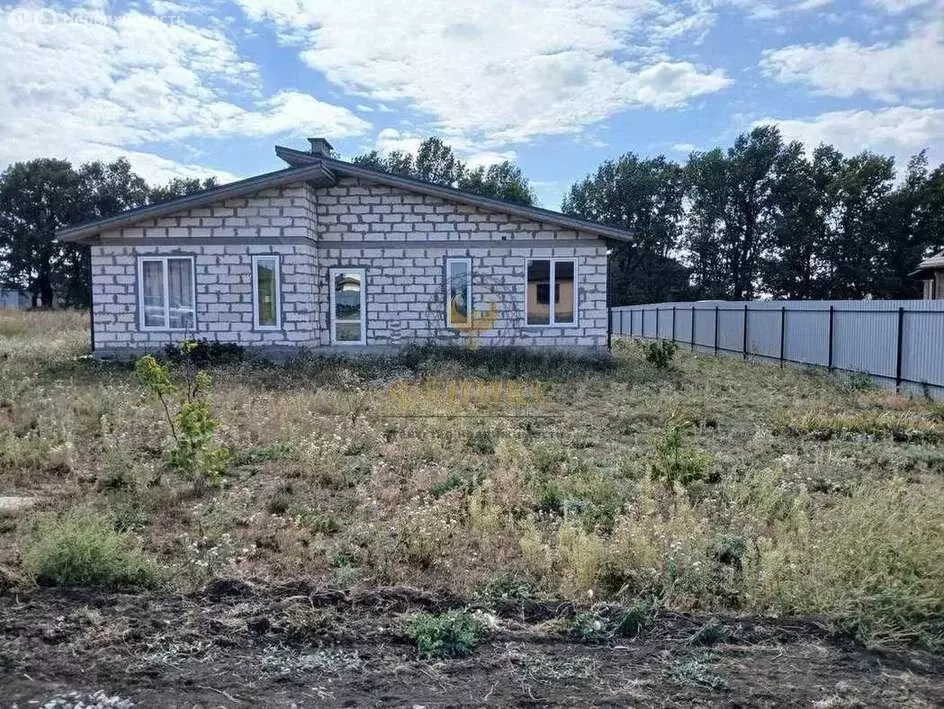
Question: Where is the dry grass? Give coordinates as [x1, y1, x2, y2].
[1, 310, 942, 650]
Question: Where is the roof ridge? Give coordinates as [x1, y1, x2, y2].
[275, 145, 632, 241]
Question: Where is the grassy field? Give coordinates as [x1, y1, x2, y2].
[1, 307, 943, 663]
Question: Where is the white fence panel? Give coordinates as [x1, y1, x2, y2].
[611, 300, 944, 398]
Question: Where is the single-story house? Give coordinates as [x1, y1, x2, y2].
[912, 250, 944, 300]
[57, 138, 632, 357]
[0, 288, 30, 309]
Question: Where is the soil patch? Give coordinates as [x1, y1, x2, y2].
[2, 584, 942, 707]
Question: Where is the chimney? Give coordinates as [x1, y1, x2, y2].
[308, 137, 334, 157]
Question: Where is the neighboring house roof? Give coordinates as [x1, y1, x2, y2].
[910, 249, 944, 276]
[57, 148, 633, 243]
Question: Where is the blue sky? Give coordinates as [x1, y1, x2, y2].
[1, 0, 942, 208]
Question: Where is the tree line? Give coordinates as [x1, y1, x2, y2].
[352, 137, 536, 205]
[0, 158, 217, 307]
[563, 125, 944, 304]
[0, 139, 535, 308]
[1, 129, 941, 308]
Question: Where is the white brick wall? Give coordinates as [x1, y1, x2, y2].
[90, 242, 317, 348]
[317, 244, 607, 348]
[89, 176, 610, 353]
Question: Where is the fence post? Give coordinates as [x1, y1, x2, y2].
[691, 306, 696, 351]
[895, 306, 905, 390]
[641, 308, 645, 339]
[628, 309, 633, 337]
[656, 308, 661, 339]
[672, 306, 677, 341]
[827, 306, 834, 371]
[779, 306, 786, 368]
[742, 304, 749, 360]
[714, 306, 719, 354]
[608, 307, 612, 350]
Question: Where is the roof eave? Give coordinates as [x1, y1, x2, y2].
[57, 163, 337, 243]
[274, 145, 634, 242]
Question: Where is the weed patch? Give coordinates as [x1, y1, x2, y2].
[643, 340, 678, 369]
[405, 610, 490, 660]
[670, 656, 729, 691]
[22, 512, 164, 590]
[650, 425, 712, 490]
[779, 410, 944, 443]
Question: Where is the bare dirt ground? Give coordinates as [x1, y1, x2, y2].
[2, 583, 942, 708]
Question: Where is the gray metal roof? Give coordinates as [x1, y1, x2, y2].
[57, 164, 335, 243]
[911, 249, 944, 276]
[275, 146, 633, 241]
[56, 148, 633, 244]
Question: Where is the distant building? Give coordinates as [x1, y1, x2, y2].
[0, 289, 30, 309]
[912, 250, 944, 300]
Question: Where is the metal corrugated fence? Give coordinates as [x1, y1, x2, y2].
[610, 300, 944, 398]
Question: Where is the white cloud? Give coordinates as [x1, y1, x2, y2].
[699, 0, 833, 20]
[368, 128, 517, 168]
[671, 142, 697, 152]
[760, 22, 944, 101]
[866, 0, 937, 12]
[374, 128, 424, 156]
[756, 106, 944, 168]
[0, 3, 369, 184]
[233, 0, 731, 145]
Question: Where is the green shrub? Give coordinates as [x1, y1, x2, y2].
[405, 610, 489, 659]
[844, 370, 875, 392]
[134, 345, 229, 487]
[643, 340, 678, 369]
[670, 657, 729, 691]
[466, 428, 496, 455]
[565, 610, 609, 641]
[688, 617, 729, 646]
[476, 572, 538, 602]
[430, 472, 481, 498]
[710, 534, 747, 569]
[614, 598, 657, 637]
[650, 425, 712, 490]
[22, 512, 164, 590]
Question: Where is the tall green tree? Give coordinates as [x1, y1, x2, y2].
[0, 159, 86, 307]
[0, 157, 158, 307]
[353, 137, 535, 205]
[722, 126, 784, 300]
[458, 162, 535, 205]
[761, 143, 842, 299]
[562, 153, 687, 304]
[414, 137, 463, 186]
[149, 175, 219, 204]
[683, 148, 729, 298]
[823, 152, 895, 298]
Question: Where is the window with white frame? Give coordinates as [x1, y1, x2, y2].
[526, 258, 576, 326]
[252, 255, 281, 328]
[446, 258, 471, 327]
[138, 256, 195, 331]
[329, 267, 366, 344]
